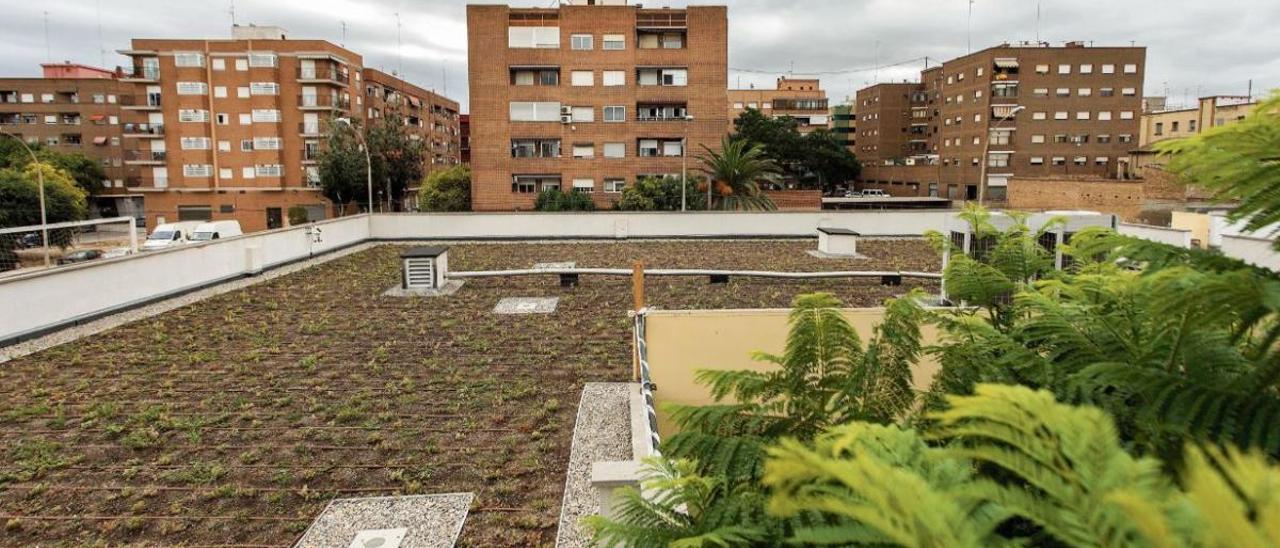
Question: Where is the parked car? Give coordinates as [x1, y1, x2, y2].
[18, 232, 41, 248]
[142, 222, 203, 251]
[58, 249, 104, 265]
[861, 189, 889, 198]
[189, 220, 243, 242]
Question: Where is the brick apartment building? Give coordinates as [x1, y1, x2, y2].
[727, 77, 829, 134]
[466, 0, 729, 211]
[117, 25, 459, 232]
[362, 68, 462, 181]
[459, 114, 471, 164]
[829, 102, 855, 152]
[856, 42, 1146, 201]
[0, 63, 141, 219]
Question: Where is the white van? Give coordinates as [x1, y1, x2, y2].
[142, 222, 202, 251]
[189, 221, 243, 242]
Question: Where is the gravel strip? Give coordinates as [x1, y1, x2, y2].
[0, 242, 378, 363]
[555, 382, 634, 548]
[294, 493, 473, 548]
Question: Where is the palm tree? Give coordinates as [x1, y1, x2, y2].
[696, 137, 780, 211]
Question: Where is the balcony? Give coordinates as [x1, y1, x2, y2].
[120, 95, 162, 110]
[299, 123, 324, 136]
[302, 146, 321, 162]
[298, 94, 351, 111]
[636, 104, 689, 122]
[121, 67, 160, 82]
[123, 123, 165, 138]
[773, 98, 829, 112]
[297, 67, 349, 86]
[125, 150, 167, 165]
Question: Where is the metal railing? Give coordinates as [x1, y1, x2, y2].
[123, 123, 164, 136]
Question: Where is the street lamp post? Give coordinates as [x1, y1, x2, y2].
[334, 118, 373, 214]
[0, 129, 50, 266]
[977, 105, 1025, 205]
[680, 115, 694, 212]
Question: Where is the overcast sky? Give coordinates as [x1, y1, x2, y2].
[2, 0, 1276, 112]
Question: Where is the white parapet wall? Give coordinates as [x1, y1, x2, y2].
[370, 210, 957, 240]
[1221, 235, 1280, 270]
[1118, 222, 1193, 248]
[0, 215, 371, 345]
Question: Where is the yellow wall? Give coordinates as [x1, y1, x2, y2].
[1172, 211, 1212, 248]
[644, 308, 942, 437]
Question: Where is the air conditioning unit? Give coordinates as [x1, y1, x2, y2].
[560, 114, 573, 124]
[560, 105, 573, 115]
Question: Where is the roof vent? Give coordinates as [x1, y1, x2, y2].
[401, 246, 448, 290]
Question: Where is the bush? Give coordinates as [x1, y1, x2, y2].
[617, 176, 704, 211]
[534, 189, 596, 212]
[287, 206, 309, 226]
[418, 165, 471, 212]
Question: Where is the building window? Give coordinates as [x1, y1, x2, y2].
[255, 164, 283, 177]
[248, 53, 278, 67]
[1054, 111, 1068, 120]
[1154, 122, 1164, 136]
[241, 167, 255, 179]
[1118, 134, 1133, 143]
[238, 113, 252, 125]
[178, 109, 209, 122]
[237, 87, 250, 98]
[572, 144, 594, 158]
[1056, 88, 1070, 97]
[571, 106, 594, 122]
[1098, 111, 1112, 121]
[253, 137, 282, 150]
[638, 139, 660, 157]
[1033, 88, 1049, 98]
[1030, 156, 1044, 165]
[1100, 87, 1115, 97]
[250, 82, 280, 95]
[570, 71, 594, 86]
[603, 106, 625, 122]
[174, 53, 205, 67]
[509, 102, 561, 122]
[603, 142, 625, 158]
[1032, 112, 1047, 120]
[241, 139, 255, 152]
[176, 82, 208, 95]
[1123, 64, 1138, 74]
[511, 139, 560, 158]
[511, 175, 559, 193]
[212, 58, 226, 71]
[572, 179, 594, 193]
[1121, 87, 1137, 96]
[1097, 135, 1111, 144]
[1074, 156, 1087, 166]
[570, 34, 593, 50]
[1031, 134, 1045, 144]
[183, 164, 213, 177]
[1095, 157, 1109, 165]
[602, 34, 625, 50]
[1189, 120, 1197, 132]
[251, 109, 281, 123]
[1058, 64, 1071, 75]
[988, 153, 1011, 168]
[1035, 64, 1049, 74]
[1055, 134, 1069, 143]
[511, 68, 559, 86]
[180, 137, 210, 150]
[1077, 88, 1092, 96]
[1051, 157, 1066, 166]
[602, 70, 625, 87]
[604, 178, 625, 193]
[1119, 111, 1134, 120]
[1101, 64, 1115, 74]
[1080, 64, 1093, 74]
[508, 26, 560, 49]
[1076, 111, 1091, 120]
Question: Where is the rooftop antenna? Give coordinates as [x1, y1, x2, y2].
[341, 21, 347, 47]
[43, 11, 51, 63]
[228, 0, 236, 26]
[873, 41, 880, 83]
[1035, 1, 1041, 42]
[966, 0, 974, 54]
[96, 0, 106, 67]
[1247, 79, 1253, 101]
[395, 11, 403, 77]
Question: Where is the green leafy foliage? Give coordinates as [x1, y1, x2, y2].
[316, 116, 368, 213]
[696, 137, 780, 211]
[616, 176, 705, 211]
[534, 188, 596, 211]
[287, 205, 309, 226]
[418, 165, 471, 212]
[731, 109, 860, 191]
[0, 162, 88, 233]
[0, 137, 106, 195]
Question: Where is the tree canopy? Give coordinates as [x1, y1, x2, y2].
[731, 108, 860, 192]
[418, 164, 471, 212]
[0, 138, 107, 196]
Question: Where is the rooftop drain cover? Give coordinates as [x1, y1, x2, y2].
[348, 528, 406, 548]
[494, 297, 559, 314]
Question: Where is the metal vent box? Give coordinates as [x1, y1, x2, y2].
[400, 246, 449, 290]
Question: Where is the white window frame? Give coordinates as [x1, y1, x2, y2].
[180, 137, 211, 150]
[603, 142, 625, 158]
[174, 52, 205, 67]
[1123, 63, 1138, 74]
[247, 53, 278, 68]
[571, 106, 594, 123]
[178, 109, 209, 122]
[570, 71, 594, 87]
[603, 105, 625, 123]
[509, 102, 561, 122]
[176, 82, 208, 95]
[602, 34, 625, 50]
[570, 34, 593, 50]
[255, 164, 284, 177]
[183, 164, 212, 177]
[250, 82, 280, 95]
[572, 144, 594, 159]
[604, 179, 625, 193]
[251, 109, 281, 123]
[572, 179, 595, 192]
[253, 137, 282, 150]
[602, 70, 625, 87]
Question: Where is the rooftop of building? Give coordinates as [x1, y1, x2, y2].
[0, 238, 938, 546]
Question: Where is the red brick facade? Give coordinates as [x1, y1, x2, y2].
[467, 3, 729, 211]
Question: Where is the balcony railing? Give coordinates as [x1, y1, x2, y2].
[119, 95, 162, 108]
[125, 150, 167, 163]
[297, 67, 348, 83]
[302, 147, 321, 161]
[123, 123, 165, 136]
[123, 67, 160, 81]
[299, 123, 323, 135]
[298, 95, 351, 109]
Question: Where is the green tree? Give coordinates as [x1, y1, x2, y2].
[616, 176, 705, 211]
[418, 165, 471, 212]
[663, 292, 924, 483]
[696, 137, 780, 211]
[1156, 92, 1280, 246]
[0, 138, 106, 195]
[534, 188, 596, 212]
[731, 109, 860, 192]
[316, 117, 368, 215]
[0, 162, 88, 228]
[367, 108, 426, 212]
[287, 205, 309, 226]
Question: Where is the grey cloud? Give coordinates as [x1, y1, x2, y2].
[1, 0, 1276, 112]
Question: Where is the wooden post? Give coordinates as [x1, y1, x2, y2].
[632, 260, 645, 382]
[632, 261, 645, 312]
